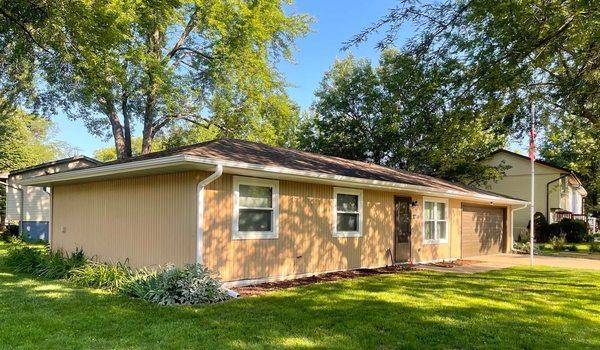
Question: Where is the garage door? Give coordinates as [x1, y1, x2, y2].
[461, 205, 505, 258]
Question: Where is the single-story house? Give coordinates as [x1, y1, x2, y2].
[479, 149, 591, 240]
[6, 156, 102, 241]
[20, 139, 528, 285]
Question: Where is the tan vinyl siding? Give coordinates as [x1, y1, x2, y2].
[51, 171, 201, 267]
[203, 175, 397, 281]
[7, 159, 98, 222]
[51, 171, 512, 282]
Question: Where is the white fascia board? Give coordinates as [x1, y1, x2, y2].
[20, 154, 529, 206]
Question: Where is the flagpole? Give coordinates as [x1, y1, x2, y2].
[530, 104, 535, 266]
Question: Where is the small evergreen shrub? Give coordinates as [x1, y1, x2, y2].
[590, 241, 600, 253]
[69, 261, 133, 290]
[121, 264, 230, 305]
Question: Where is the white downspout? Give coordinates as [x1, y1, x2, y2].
[196, 164, 223, 265]
[510, 203, 529, 250]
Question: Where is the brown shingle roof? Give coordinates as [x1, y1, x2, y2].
[98, 138, 524, 201]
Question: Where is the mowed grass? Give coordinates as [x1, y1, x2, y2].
[0, 243, 599, 349]
[541, 242, 597, 254]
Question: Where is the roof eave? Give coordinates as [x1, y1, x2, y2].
[20, 154, 529, 206]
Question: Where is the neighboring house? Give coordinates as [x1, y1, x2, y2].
[20, 139, 526, 286]
[480, 149, 591, 241]
[6, 156, 102, 241]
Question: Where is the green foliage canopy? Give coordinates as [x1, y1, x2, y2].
[1, 0, 311, 158]
[297, 52, 510, 185]
[346, 0, 600, 132]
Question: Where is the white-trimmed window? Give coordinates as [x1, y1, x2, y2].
[423, 197, 448, 244]
[333, 187, 363, 237]
[233, 176, 279, 239]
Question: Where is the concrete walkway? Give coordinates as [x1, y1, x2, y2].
[418, 254, 600, 274]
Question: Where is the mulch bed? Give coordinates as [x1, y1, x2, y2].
[232, 264, 413, 296]
[426, 259, 483, 268]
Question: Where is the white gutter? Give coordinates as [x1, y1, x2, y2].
[19, 154, 528, 205]
[196, 164, 223, 264]
[510, 203, 529, 247]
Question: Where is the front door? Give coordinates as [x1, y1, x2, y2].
[394, 196, 411, 262]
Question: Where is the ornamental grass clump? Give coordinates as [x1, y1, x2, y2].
[69, 261, 133, 291]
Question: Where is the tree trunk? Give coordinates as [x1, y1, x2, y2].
[121, 92, 132, 157]
[104, 98, 127, 159]
[141, 28, 162, 155]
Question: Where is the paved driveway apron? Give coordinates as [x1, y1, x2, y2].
[418, 254, 600, 273]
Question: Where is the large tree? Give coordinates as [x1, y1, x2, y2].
[345, 0, 600, 132]
[0, 0, 310, 159]
[540, 116, 599, 216]
[0, 110, 66, 228]
[298, 52, 511, 185]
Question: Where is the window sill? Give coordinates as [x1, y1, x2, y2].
[233, 232, 278, 240]
[333, 232, 362, 238]
[423, 239, 448, 245]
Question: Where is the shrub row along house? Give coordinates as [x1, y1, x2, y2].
[20, 139, 527, 286]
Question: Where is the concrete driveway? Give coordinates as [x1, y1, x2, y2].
[419, 254, 600, 274]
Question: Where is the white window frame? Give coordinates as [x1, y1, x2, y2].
[333, 187, 363, 238]
[232, 176, 279, 240]
[423, 197, 449, 244]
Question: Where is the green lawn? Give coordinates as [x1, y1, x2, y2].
[1, 243, 599, 349]
[540, 242, 599, 256]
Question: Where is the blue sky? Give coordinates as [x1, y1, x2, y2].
[53, 1, 400, 156]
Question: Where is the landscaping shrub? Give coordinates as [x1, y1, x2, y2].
[512, 242, 541, 255]
[36, 248, 87, 279]
[589, 241, 600, 253]
[564, 245, 578, 252]
[559, 219, 588, 243]
[121, 264, 230, 305]
[69, 261, 133, 290]
[4, 239, 45, 273]
[0, 225, 20, 242]
[528, 212, 551, 243]
[3, 239, 86, 279]
[550, 235, 567, 251]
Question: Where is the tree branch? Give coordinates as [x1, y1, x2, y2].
[0, 7, 53, 55]
[165, 8, 198, 61]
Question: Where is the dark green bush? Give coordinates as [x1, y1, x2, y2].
[528, 212, 551, 243]
[538, 218, 588, 243]
[559, 219, 588, 243]
[590, 241, 600, 253]
[0, 225, 20, 242]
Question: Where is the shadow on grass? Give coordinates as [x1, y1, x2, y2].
[0, 266, 599, 349]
